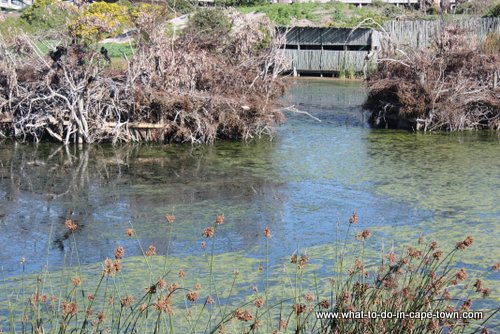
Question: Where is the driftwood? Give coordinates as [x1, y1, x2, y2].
[0, 14, 288, 144]
[364, 28, 500, 131]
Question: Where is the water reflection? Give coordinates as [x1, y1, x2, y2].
[0, 142, 284, 276]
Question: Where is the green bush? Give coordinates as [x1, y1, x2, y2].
[483, 1, 500, 17]
[455, 1, 475, 14]
[185, 9, 232, 38]
[20, 0, 68, 31]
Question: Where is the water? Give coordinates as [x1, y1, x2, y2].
[0, 78, 499, 316]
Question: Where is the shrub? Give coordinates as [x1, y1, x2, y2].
[20, 0, 68, 31]
[67, 2, 133, 44]
[185, 9, 232, 38]
[483, 1, 500, 17]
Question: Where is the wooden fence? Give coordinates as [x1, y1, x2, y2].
[382, 17, 500, 49]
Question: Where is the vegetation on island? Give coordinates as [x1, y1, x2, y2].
[0, 2, 287, 144]
[1, 212, 498, 333]
[364, 28, 500, 131]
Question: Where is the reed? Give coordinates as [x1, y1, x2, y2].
[0, 213, 498, 334]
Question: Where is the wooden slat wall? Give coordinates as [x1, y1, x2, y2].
[283, 50, 370, 72]
[383, 17, 500, 49]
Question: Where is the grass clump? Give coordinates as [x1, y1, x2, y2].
[0, 212, 498, 333]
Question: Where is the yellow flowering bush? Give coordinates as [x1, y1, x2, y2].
[67, 2, 132, 44]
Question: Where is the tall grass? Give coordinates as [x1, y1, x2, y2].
[0, 213, 498, 333]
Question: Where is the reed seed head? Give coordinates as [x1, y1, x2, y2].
[456, 236, 474, 250]
[65, 219, 78, 232]
[264, 227, 271, 239]
[203, 227, 214, 238]
[154, 295, 173, 314]
[349, 211, 358, 224]
[168, 282, 180, 292]
[319, 299, 330, 309]
[61, 300, 77, 316]
[114, 246, 124, 260]
[235, 308, 253, 321]
[215, 214, 224, 225]
[165, 214, 175, 224]
[71, 276, 81, 287]
[356, 229, 372, 241]
[293, 303, 306, 314]
[120, 295, 134, 308]
[145, 244, 156, 256]
[186, 290, 199, 302]
[254, 296, 265, 308]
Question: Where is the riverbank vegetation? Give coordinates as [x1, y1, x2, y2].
[364, 28, 500, 131]
[1, 213, 498, 333]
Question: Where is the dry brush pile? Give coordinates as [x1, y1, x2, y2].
[364, 28, 500, 131]
[0, 12, 288, 144]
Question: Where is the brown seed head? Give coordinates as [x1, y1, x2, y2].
[61, 300, 77, 316]
[429, 241, 438, 250]
[120, 295, 134, 308]
[455, 268, 468, 281]
[319, 299, 330, 309]
[115, 246, 124, 260]
[206, 296, 215, 305]
[474, 279, 484, 292]
[432, 251, 443, 260]
[407, 247, 422, 259]
[356, 230, 372, 241]
[203, 227, 214, 238]
[387, 251, 397, 265]
[304, 293, 315, 303]
[71, 276, 81, 287]
[186, 290, 199, 302]
[492, 263, 500, 272]
[154, 295, 173, 314]
[254, 296, 265, 308]
[157, 278, 167, 291]
[168, 282, 180, 292]
[215, 214, 224, 225]
[145, 244, 156, 256]
[165, 214, 175, 224]
[293, 303, 306, 314]
[461, 299, 472, 311]
[264, 227, 271, 239]
[349, 212, 358, 224]
[102, 258, 120, 276]
[64, 219, 78, 232]
[97, 311, 105, 323]
[125, 228, 135, 237]
[290, 253, 297, 264]
[456, 236, 474, 250]
[178, 270, 186, 278]
[235, 308, 253, 321]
